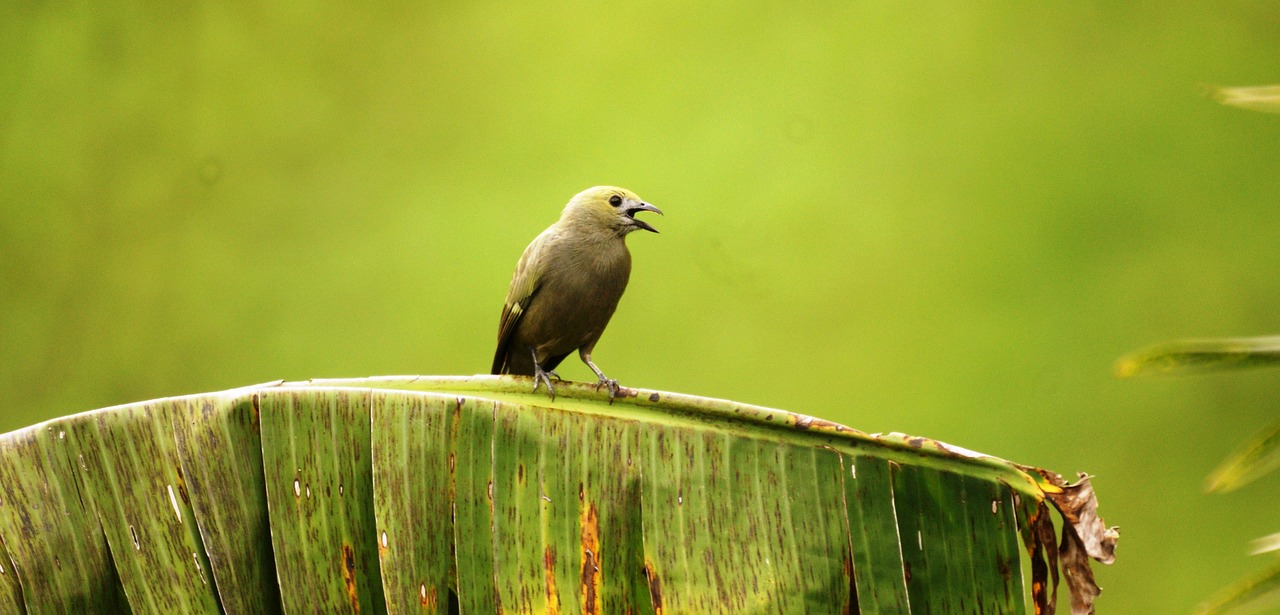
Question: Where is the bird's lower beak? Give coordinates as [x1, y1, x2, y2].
[627, 202, 663, 233]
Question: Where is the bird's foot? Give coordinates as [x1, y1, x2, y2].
[532, 369, 557, 401]
[547, 370, 562, 381]
[595, 377, 622, 404]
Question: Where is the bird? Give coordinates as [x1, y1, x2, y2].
[492, 186, 662, 400]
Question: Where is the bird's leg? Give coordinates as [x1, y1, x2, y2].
[580, 350, 621, 402]
[529, 347, 556, 401]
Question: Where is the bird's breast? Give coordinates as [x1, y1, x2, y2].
[514, 241, 631, 352]
[545, 249, 630, 310]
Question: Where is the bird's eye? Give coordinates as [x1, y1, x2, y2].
[609, 195, 622, 207]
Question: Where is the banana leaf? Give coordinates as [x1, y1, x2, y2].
[0, 376, 1117, 614]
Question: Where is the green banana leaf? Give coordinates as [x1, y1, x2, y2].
[0, 376, 1117, 614]
[1204, 421, 1280, 495]
[1114, 336, 1280, 377]
[1211, 84, 1280, 114]
[1196, 559, 1280, 615]
[1118, 334, 1280, 614]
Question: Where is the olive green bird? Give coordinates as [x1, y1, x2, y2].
[492, 186, 662, 399]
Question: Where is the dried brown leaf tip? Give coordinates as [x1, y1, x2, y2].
[1023, 500, 1060, 615]
[1041, 472, 1118, 565]
[1038, 471, 1119, 615]
[1060, 525, 1101, 615]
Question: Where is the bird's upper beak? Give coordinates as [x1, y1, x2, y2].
[626, 202, 663, 233]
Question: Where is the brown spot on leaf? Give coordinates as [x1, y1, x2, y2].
[648, 393, 660, 402]
[518, 464, 525, 483]
[580, 503, 600, 614]
[174, 465, 190, 505]
[841, 551, 860, 615]
[544, 547, 560, 614]
[341, 543, 361, 613]
[420, 583, 437, 609]
[643, 560, 663, 614]
[811, 417, 848, 430]
[903, 560, 912, 583]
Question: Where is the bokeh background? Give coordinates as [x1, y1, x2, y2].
[4, 3, 1280, 612]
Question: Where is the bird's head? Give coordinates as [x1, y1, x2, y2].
[561, 186, 663, 236]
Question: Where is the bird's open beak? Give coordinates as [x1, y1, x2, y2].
[626, 202, 663, 233]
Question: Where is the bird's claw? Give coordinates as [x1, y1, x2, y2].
[596, 378, 622, 403]
[532, 370, 557, 401]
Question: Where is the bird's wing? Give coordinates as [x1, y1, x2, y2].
[491, 230, 551, 374]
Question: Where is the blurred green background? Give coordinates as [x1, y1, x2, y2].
[4, 2, 1280, 612]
